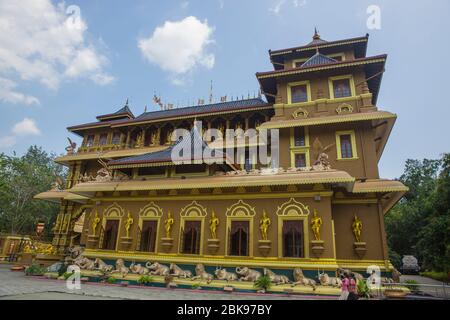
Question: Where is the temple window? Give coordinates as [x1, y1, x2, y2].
[294, 153, 307, 168]
[336, 130, 358, 160]
[181, 220, 201, 254]
[290, 127, 310, 168]
[99, 133, 108, 146]
[229, 221, 249, 256]
[111, 132, 121, 145]
[102, 220, 119, 250]
[282, 220, 304, 257]
[288, 81, 310, 104]
[329, 75, 355, 99]
[293, 127, 306, 147]
[86, 135, 94, 147]
[139, 220, 157, 252]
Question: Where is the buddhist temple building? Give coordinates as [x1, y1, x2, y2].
[36, 31, 407, 279]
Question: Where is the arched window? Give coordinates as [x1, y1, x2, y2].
[140, 220, 157, 252]
[182, 221, 201, 254]
[103, 220, 119, 250]
[282, 220, 304, 258]
[229, 221, 249, 256]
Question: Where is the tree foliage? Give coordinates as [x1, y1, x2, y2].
[385, 153, 450, 272]
[0, 146, 66, 236]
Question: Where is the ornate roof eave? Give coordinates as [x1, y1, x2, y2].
[109, 159, 239, 171]
[96, 113, 134, 121]
[374, 115, 396, 162]
[34, 190, 89, 204]
[55, 146, 169, 166]
[257, 55, 386, 80]
[258, 55, 386, 104]
[269, 35, 369, 57]
[380, 190, 408, 215]
[110, 104, 273, 129]
[351, 180, 409, 194]
[66, 104, 273, 133]
[68, 170, 355, 197]
[257, 111, 396, 130]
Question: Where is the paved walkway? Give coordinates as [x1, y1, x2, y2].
[400, 275, 449, 299]
[0, 265, 332, 300]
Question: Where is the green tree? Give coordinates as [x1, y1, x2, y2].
[0, 146, 66, 236]
[416, 154, 450, 272]
[385, 154, 450, 272]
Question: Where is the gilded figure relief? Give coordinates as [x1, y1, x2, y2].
[311, 209, 323, 241]
[352, 215, 363, 242]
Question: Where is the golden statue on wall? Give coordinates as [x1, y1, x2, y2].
[209, 210, 219, 239]
[135, 131, 144, 148]
[165, 129, 173, 144]
[311, 209, 323, 241]
[164, 211, 174, 238]
[259, 210, 271, 241]
[150, 131, 158, 145]
[352, 215, 363, 242]
[124, 211, 134, 238]
[91, 210, 100, 235]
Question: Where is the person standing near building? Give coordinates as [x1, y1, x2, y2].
[347, 273, 358, 300]
[339, 272, 350, 300]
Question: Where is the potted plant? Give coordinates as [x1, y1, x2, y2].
[254, 275, 272, 293]
[357, 280, 371, 299]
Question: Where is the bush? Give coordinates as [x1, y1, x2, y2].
[253, 275, 272, 292]
[137, 275, 153, 285]
[106, 277, 117, 284]
[25, 264, 46, 276]
[357, 280, 370, 299]
[420, 271, 450, 283]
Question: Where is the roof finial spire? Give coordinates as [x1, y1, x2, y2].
[313, 27, 321, 40]
[125, 98, 129, 106]
[209, 80, 213, 104]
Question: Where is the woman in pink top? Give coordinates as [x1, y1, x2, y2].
[348, 273, 358, 300]
[339, 274, 350, 300]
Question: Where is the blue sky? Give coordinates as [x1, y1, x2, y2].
[0, 0, 449, 178]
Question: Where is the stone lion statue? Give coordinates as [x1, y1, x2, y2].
[94, 258, 114, 273]
[263, 268, 290, 285]
[169, 264, 192, 278]
[214, 267, 238, 282]
[191, 264, 213, 283]
[292, 268, 316, 290]
[318, 272, 342, 288]
[129, 262, 150, 275]
[145, 262, 170, 276]
[235, 267, 262, 282]
[110, 259, 129, 277]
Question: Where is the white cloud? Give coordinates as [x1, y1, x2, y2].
[138, 16, 215, 76]
[0, 117, 41, 149]
[0, 0, 114, 105]
[12, 118, 41, 136]
[0, 77, 40, 105]
[270, 0, 306, 15]
[0, 135, 17, 148]
[269, 0, 286, 15]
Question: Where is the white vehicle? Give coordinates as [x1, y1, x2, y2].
[401, 255, 420, 274]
